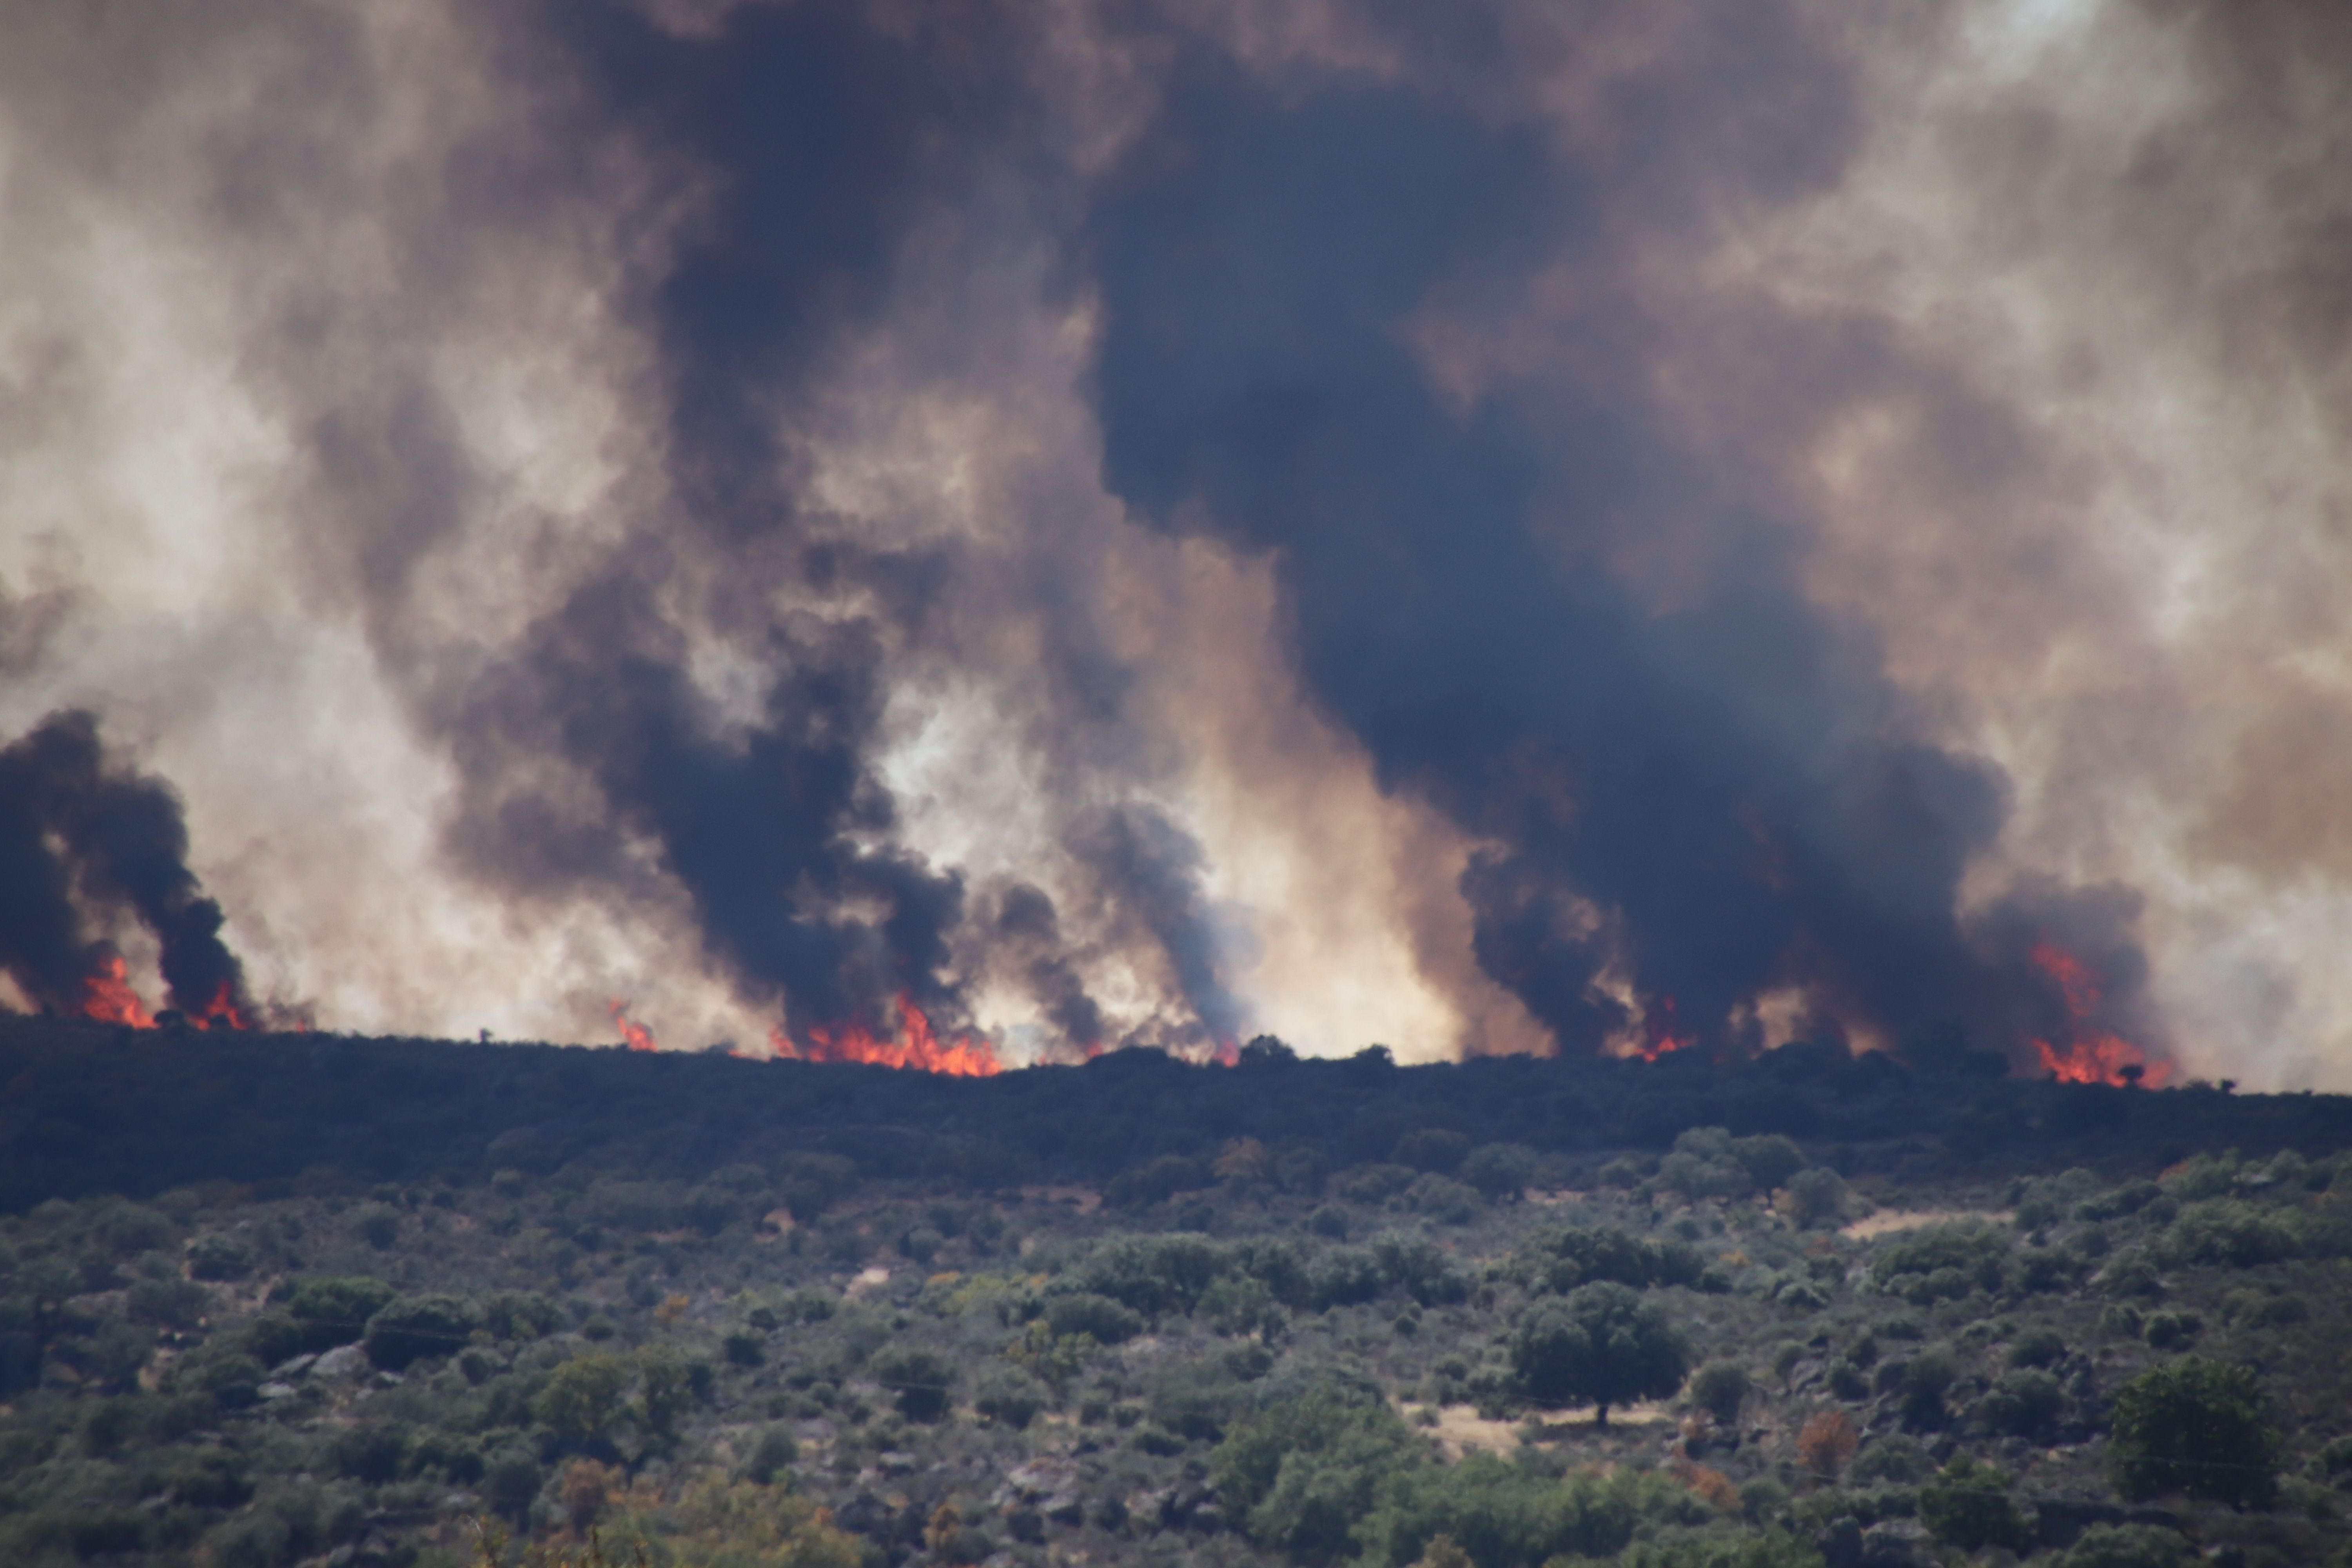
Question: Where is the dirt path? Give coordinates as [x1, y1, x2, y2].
[1400, 1401, 1675, 1459]
[1841, 1208, 2010, 1240]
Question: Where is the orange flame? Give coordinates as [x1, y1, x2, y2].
[1629, 995, 1696, 1062]
[608, 1000, 658, 1053]
[81, 954, 156, 1029]
[769, 993, 1003, 1077]
[191, 982, 249, 1031]
[2028, 941, 2169, 1087]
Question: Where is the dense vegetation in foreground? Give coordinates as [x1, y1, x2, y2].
[3, 1019, 2352, 1568]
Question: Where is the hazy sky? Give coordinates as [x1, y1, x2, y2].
[2, 0, 2348, 1087]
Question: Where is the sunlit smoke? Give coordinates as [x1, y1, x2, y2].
[0, 0, 2345, 1085]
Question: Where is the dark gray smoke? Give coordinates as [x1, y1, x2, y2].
[15, 0, 2344, 1074]
[0, 710, 252, 1022]
[1077, 39, 2146, 1060]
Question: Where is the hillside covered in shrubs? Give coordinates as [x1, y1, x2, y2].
[3, 1018, 2352, 1568]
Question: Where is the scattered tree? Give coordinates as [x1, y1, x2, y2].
[2109, 1356, 2281, 1508]
[1506, 1282, 1691, 1426]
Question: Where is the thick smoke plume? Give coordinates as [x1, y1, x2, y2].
[0, 0, 2346, 1083]
[0, 711, 251, 1024]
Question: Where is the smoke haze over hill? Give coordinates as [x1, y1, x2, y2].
[1, 0, 2348, 1085]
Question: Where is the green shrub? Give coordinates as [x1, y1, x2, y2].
[187, 1233, 256, 1281]
[1849, 1434, 1932, 1485]
[743, 1425, 799, 1483]
[1394, 1128, 1472, 1174]
[1657, 1129, 1754, 1201]
[1308, 1246, 1388, 1308]
[1371, 1457, 1706, 1568]
[483, 1448, 543, 1521]
[1896, 1346, 1959, 1430]
[354, 1204, 401, 1249]
[1519, 1225, 1702, 1294]
[2155, 1200, 2300, 1269]
[2160, 1153, 2239, 1203]
[1198, 1274, 1278, 1336]
[638, 1348, 695, 1441]
[2109, 1356, 2281, 1508]
[2053, 1522, 2192, 1568]
[1214, 1385, 1420, 1566]
[331, 1422, 409, 1483]
[94, 1203, 177, 1257]
[1918, 1458, 2033, 1553]
[1075, 1232, 1226, 1314]
[2142, 1310, 2201, 1350]
[974, 1367, 1046, 1429]
[1373, 1232, 1472, 1307]
[1407, 1174, 1484, 1224]
[1044, 1292, 1144, 1344]
[362, 1292, 480, 1370]
[1976, 1369, 2065, 1438]
[1689, 1363, 1751, 1424]
[1105, 1155, 1210, 1207]
[1507, 1282, 1691, 1423]
[534, 1352, 631, 1442]
[1871, 1222, 2009, 1304]
[126, 1276, 208, 1330]
[1730, 1134, 1808, 1192]
[1784, 1168, 1848, 1227]
[1460, 1144, 1538, 1200]
[1614, 1525, 1827, 1568]
[2008, 1327, 2067, 1368]
[284, 1276, 398, 1353]
[869, 1346, 955, 1422]
[483, 1290, 563, 1341]
[1332, 1163, 1419, 1203]
[2078, 1180, 2165, 1221]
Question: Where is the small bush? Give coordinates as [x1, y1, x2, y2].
[354, 1204, 401, 1249]
[284, 1276, 399, 1352]
[1976, 1369, 2065, 1438]
[127, 1276, 209, 1330]
[1105, 1155, 1210, 1208]
[1460, 1144, 1538, 1199]
[534, 1353, 632, 1443]
[362, 1293, 480, 1370]
[1919, 1458, 2033, 1553]
[2008, 1327, 2067, 1368]
[1657, 1129, 1753, 1201]
[1897, 1347, 1959, 1430]
[1784, 1168, 1848, 1227]
[2053, 1522, 2192, 1568]
[1198, 1274, 1277, 1336]
[1689, 1363, 1751, 1425]
[869, 1346, 955, 1422]
[1507, 1282, 1691, 1422]
[1044, 1292, 1144, 1344]
[743, 1425, 798, 1484]
[1849, 1435, 1932, 1485]
[2109, 1356, 2281, 1508]
[974, 1367, 1047, 1429]
[1406, 1174, 1483, 1224]
[1872, 1223, 2009, 1304]
[188, 1233, 256, 1282]
[2156, 1200, 2300, 1269]
[1730, 1134, 1807, 1192]
[1393, 1128, 1472, 1174]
